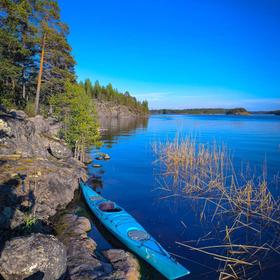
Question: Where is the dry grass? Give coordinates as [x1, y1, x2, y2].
[153, 136, 280, 279]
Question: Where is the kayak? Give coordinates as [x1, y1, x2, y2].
[80, 180, 190, 279]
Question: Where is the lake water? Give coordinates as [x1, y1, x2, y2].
[84, 114, 280, 279]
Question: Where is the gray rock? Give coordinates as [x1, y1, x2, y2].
[0, 111, 70, 159]
[47, 117, 62, 137]
[55, 212, 140, 280]
[9, 109, 27, 120]
[28, 115, 50, 134]
[56, 212, 113, 280]
[104, 153, 110, 160]
[49, 141, 72, 159]
[0, 119, 11, 135]
[96, 153, 110, 161]
[83, 153, 92, 164]
[0, 234, 67, 280]
[0, 153, 86, 229]
[102, 249, 140, 280]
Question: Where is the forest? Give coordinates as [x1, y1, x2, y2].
[0, 0, 148, 115]
[0, 0, 148, 154]
[80, 79, 149, 114]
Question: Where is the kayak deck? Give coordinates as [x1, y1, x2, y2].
[80, 180, 190, 279]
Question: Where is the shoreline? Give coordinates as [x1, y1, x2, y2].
[0, 108, 140, 280]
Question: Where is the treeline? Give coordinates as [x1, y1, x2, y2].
[252, 110, 280, 116]
[151, 108, 250, 115]
[80, 79, 149, 114]
[270, 110, 280, 115]
[0, 1, 148, 157]
[0, 0, 148, 115]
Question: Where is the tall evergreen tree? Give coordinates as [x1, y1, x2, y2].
[0, 0, 75, 112]
[0, 0, 37, 107]
[33, 0, 75, 114]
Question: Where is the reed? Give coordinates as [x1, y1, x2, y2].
[154, 136, 280, 279]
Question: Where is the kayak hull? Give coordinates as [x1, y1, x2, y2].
[80, 180, 190, 279]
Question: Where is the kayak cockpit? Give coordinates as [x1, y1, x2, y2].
[127, 229, 150, 241]
[98, 201, 123, 213]
[90, 196, 102, 201]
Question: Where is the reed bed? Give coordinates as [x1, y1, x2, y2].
[153, 136, 280, 279]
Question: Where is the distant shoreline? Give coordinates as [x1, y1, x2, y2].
[150, 108, 280, 116]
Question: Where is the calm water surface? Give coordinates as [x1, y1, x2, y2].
[84, 115, 280, 279]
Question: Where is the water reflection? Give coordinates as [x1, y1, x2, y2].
[99, 117, 148, 144]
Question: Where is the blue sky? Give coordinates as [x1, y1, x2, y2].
[59, 0, 280, 110]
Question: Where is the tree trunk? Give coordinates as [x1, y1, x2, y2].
[35, 33, 46, 115]
[22, 82, 26, 99]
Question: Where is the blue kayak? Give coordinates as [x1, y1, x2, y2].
[80, 180, 190, 279]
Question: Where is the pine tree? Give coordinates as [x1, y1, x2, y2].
[33, 0, 75, 114]
[0, 0, 75, 112]
[0, 0, 37, 107]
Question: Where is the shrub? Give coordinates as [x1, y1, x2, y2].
[50, 81, 100, 160]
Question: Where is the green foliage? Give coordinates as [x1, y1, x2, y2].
[80, 79, 149, 114]
[151, 108, 249, 115]
[24, 100, 36, 117]
[23, 213, 38, 230]
[225, 108, 249, 115]
[0, 0, 75, 110]
[50, 81, 100, 149]
[36, 0, 76, 104]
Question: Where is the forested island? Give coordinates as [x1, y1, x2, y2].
[150, 107, 251, 115]
[252, 110, 280, 115]
[151, 107, 280, 115]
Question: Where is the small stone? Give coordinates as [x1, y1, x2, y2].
[83, 154, 92, 164]
[103, 153, 110, 160]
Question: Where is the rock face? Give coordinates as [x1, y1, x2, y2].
[95, 100, 147, 120]
[0, 234, 67, 280]
[0, 110, 68, 158]
[0, 109, 87, 233]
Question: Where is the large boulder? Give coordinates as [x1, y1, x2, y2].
[0, 234, 67, 280]
[48, 140, 72, 159]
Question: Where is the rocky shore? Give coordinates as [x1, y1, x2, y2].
[95, 100, 148, 120]
[0, 108, 139, 280]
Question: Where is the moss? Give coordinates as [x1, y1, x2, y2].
[0, 154, 22, 160]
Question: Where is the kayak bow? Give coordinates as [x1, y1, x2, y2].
[80, 180, 190, 279]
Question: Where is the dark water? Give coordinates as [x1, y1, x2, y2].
[85, 114, 280, 279]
